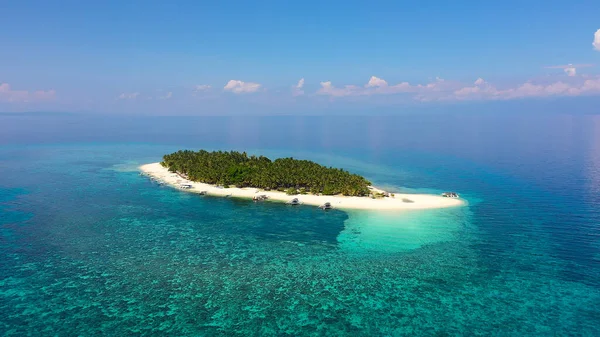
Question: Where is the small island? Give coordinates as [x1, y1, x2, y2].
[140, 150, 465, 211]
[162, 150, 372, 196]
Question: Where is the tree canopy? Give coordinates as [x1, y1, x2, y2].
[161, 150, 372, 196]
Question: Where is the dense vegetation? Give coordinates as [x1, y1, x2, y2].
[161, 150, 372, 196]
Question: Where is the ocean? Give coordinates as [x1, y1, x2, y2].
[1, 113, 599, 336]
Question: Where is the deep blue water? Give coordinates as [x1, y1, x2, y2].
[1, 114, 599, 336]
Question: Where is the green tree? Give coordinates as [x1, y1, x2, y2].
[160, 150, 372, 196]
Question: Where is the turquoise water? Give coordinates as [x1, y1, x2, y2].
[1, 115, 600, 335]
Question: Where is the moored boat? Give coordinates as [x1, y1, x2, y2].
[319, 202, 332, 210]
[253, 195, 269, 202]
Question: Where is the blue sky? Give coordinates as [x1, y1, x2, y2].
[1, 0, 599, 114]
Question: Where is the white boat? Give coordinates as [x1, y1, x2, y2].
[319, 202, 332, 210]
[287, 198, 300, 205]
[253, 195, 268, 202]
[179, 184, 192, 189]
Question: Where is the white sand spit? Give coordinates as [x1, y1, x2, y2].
[140, 163, 465, 211]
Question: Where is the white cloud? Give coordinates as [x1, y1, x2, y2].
[546, 64, 594, 77]
[292, 78, 305, 96]
[316, 75, 600, 102]
[118, 92, 139, 100]
[366, 76, 388, 88]
[452, 78, 600, 101]
[0, 83, 56, 102]
[318, 76, 455, 97]
[195, 84, 212, 91]
[564, 66, 577, 77]
[318, 81, 362, 97]
[593, 29, 600, 51]
[223, 80, 261, 93]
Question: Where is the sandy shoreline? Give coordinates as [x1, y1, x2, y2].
[139, 163, 465, 211]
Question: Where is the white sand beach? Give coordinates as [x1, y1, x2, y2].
[140, 163, 465, 211]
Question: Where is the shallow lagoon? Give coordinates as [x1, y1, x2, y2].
[1, 115, 599, 335]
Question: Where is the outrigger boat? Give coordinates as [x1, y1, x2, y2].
[319, 202, 332, 210]
[441, 192, 459, 198]
[253, 195, 269, 202]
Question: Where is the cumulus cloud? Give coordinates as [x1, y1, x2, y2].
[223, 80, 261, 93]
[546, 64, 594, 77]
[195, 84, 212, 91]
[593, 29, 600, 51]
[118, 92, 139, 100]
[292, 78, 305, 96]
[366, 76, 388, 88]
[315, 75, 600, 102]
[318, 76, 453, 97]
[452, 78, 600, 101]
[0, 83, 56, 102]
[318, 81, 363, 97]
[564, 66, 577, 76]
[453, 79, 500, 99]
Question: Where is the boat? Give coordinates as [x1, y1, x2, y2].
[441, 192, 459, 198]
[253, 195, 268, 202]
[179, 184, 192, 189]
[199, 191, 207, 195]
[287, 198, 300, 205]
[319, 202, 332, 210]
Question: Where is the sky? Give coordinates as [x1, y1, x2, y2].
[1, 0, 599, 115]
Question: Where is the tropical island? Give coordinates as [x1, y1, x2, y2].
[140, 150, 465, 211]
[161, 150, 372, 196]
